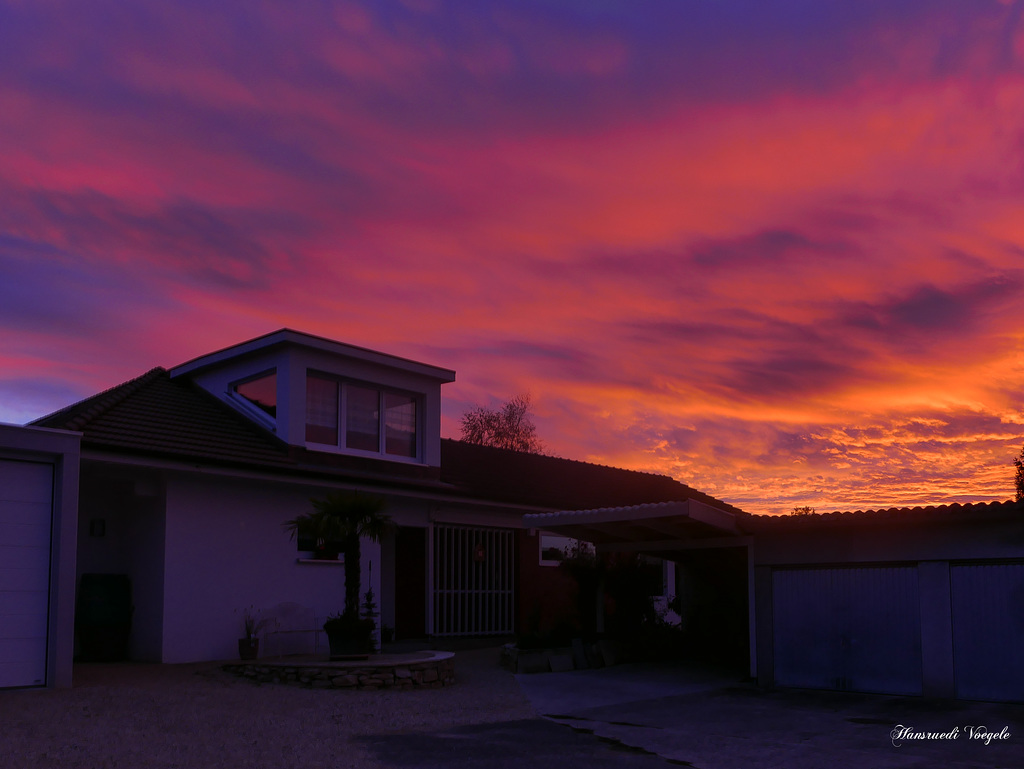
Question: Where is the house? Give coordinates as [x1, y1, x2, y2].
[8, 327, 1022, 704]
[18, 329, 728, 678]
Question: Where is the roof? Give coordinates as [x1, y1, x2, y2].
[523, 499, 745, 546]
[33, 368, 297, 469]
[439, 439, 743, 513]
[169, 329, 456, 383]
[520, 498, 1024, 551]
[31, 367, 715, 512]
[745, 500, 1024, 530]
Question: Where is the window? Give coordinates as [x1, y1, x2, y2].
[539, 533, 594, 566]
[305, 372, 420, 459]
[385, 392, 417, 457]
[232, 371, 277, 418]
[346, 385, 380, 451]
[305, 376, 338, 444]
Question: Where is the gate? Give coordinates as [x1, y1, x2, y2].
[431, 524, 515, 636]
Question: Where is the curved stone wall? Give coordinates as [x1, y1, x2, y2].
[223, 651, 455, 690]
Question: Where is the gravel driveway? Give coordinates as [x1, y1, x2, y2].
[1, 648, 537, 769]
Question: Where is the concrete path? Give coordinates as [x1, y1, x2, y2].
[516, 662, 1024, 769]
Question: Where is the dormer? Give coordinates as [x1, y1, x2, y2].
[169, 329, 456, 467]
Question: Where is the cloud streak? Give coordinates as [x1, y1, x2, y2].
[3, 0, 1024, 512]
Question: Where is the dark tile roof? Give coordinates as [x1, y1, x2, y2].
[32, 368, 726, 512]
[747, 500, 1024, 530]
[439, 439, 746, 514]
[32, 368, 296, 469]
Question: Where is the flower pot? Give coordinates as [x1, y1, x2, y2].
[238, 638, 259, 660]
[324, 616, 375, 660]
[327, 634, 370, 660]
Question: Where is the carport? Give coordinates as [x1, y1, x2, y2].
[524, 499, 756, 676]
[526, 498, 1024, 703]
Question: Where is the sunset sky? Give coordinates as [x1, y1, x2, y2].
[3, 1, 1024, 514]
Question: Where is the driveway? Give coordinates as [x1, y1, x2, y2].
[515, 661, 1024, 769]
[2, 650, 1021, 769]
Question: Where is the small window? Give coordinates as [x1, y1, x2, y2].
[539, 533, 593, 566]
[233, 371, 277, 418]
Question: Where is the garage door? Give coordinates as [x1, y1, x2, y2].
[0, 459, 54, 688]
[773, 565, 922, 695]
[951, 562, 1024, 702]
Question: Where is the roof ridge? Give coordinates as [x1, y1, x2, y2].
[441, 437, 685, 481]
[755, 498, 1023, 521]
[34, 367, 168, 431]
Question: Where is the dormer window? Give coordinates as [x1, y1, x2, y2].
[232, 371, 277, 419]
[305, 372, 419, 460]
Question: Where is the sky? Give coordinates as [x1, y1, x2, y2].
[3, 0, 1024, 514]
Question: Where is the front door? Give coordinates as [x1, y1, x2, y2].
[394, 526, 427, 640]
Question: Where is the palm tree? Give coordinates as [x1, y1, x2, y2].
[285, 492, 391, 619]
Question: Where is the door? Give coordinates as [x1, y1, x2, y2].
[432, 524, 515, 636]
[951, 562, 1024, 702]
[0, 460, 54, 688]
[394, 526, 427, 639]
[773, 565, 922, 695]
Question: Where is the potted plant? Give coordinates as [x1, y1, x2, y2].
[322, 611, 376, 659]
[284, 492, 391, 660]
[238, 606, 275, 660]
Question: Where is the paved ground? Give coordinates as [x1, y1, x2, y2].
[2, 649, 1022, 768]
[516, 661, 1024, 769]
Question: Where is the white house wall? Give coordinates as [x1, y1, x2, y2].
[75, 469, 167, 662]
[158, 472, 451, 663]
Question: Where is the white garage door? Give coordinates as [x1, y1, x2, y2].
[0, 459, 54, 688]
[951, 562, 1024, 702]
[773, 565, 922, 695]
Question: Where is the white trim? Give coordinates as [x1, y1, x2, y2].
[171, 329, 456, 382]
[525, 499, 738, 532]
[595, 535, 753, 553]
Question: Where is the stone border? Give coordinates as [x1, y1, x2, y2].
[223, 651, 455, 690]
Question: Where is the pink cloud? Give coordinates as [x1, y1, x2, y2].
[4, 0, 1024, 513]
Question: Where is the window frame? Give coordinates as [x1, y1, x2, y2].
[538, 531, 594, 567]
[229, 369, 278, 429]
[304, 371, 423, 462]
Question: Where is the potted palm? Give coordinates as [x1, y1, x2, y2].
[284, 492, 391, 660]
[238, 606, 275, 660]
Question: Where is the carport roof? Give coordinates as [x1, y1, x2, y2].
[524, 499, 749, 549]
